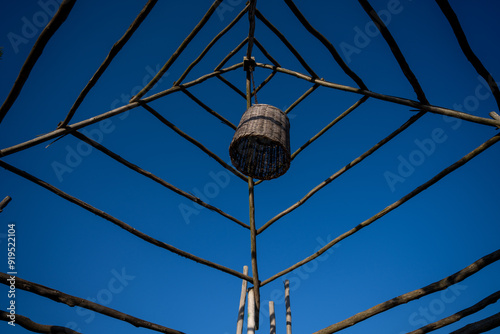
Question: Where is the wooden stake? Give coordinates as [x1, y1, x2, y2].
[450, 312, 500, 334]
[269, 301, 276, 334]
[248, 177, 260, 329]
[236, 266, 249, 334]
[247, 289, 256, 334]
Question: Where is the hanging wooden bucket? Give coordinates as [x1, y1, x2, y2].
[229, 104, 291, 180]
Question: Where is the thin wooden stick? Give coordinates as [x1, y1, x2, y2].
[258, 111, 424, 234]
[262, 133, 500, 287]
[174, 3, 250, 86]
[291, 96, 368, 160]
[0, 273, 185, 334]
[131, 0, 223, 102]
[285, 83, 320, 115]
[247, 289, 256, 334]
[58, 0, 158, 128]
[141, 103, 245, 181]
[0, 311, 81, 334]
[255, 9, 318, 79]
[72, 130, 248, 227]
[0, 196, 12, 213]
[236, 266, 249, 334]
[0, 63, 243, 158]
[215, 38, 249, 71]
[269, 301, 276, 334]
[246, 0, 257, 59]
[436, 0, 500, 112]
[407, 290, 500, 334]
[283, 0, 367, 90]
[0, 0, 77, 124]
[217, 74, 247, 99]
[450, 312, 500, 334]
[254, 63, 500, 128]
[285, 280, 292, 334]
[180, 88, 237, 130]
[254, 38, 281, 67]
[357, 0, 429, 104]
[312, 249, 500, 334]
[0, 161, 253, 283]
[248, 177, 261, 329]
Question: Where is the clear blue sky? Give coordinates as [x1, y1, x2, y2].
[1, 1, 500, 333]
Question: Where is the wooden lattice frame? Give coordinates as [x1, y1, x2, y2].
[1, 0, 500, 333]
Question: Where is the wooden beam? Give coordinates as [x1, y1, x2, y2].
[236, 266, 249, 334]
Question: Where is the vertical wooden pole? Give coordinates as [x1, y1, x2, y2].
[285, 280, 292, 334]
[269, 301, 276, 334]
[248, 177, 260, 329]
[236, 266, 249, 334]
[247, 288, 256, 334]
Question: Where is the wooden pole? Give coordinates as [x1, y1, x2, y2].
[285, 280, 292, 334]
[313, 249, 500, 334]
[0, 196, 12, 213]
[236, 266, 249, 334]
[247, 289, 256, 334]
[269, 301, 276, 334]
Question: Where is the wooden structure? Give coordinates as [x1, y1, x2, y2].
[1, 0, 500, 333]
